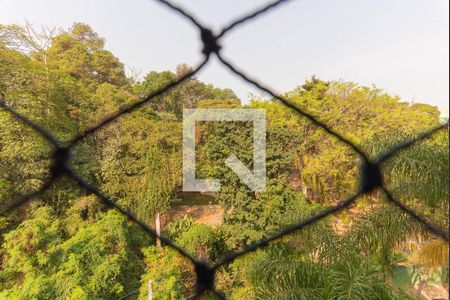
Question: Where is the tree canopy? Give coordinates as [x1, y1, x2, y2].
[0, 22, 447, 300]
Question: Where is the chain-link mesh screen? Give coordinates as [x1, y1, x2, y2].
[0, 0, 448, 298]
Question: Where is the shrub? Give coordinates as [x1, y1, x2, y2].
[165, 215, 193, 240]
[178, 224, 226, 262]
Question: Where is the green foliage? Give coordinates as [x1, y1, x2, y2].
[177, 224, 226, 262]
[165, 215, 194, 240]
[0, 204, 150, 299]
[196, 116, 321, 248]
[343, 204, 425, 274]
[138, 224, 226, 297]
[369, 130, 449, 228]
[0, 31, 103, 210]
[135, 63, 239, 117]
[47, 23, 127, 88]
[94, 114, 182, 221]
[323, 258, 408, 300]
[0, 39, 87, 137]
[0, 21, 447, 300]
[227, 244, 410, 300]
[197, 98, 241, 109]
[88, 82, 137, 124]
[273, 77, 440, 201]
[220, 179, 321, 248]
[0, 110, 53, 207]
[138, 246, 194, 300]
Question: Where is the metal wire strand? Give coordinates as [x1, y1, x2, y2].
[68, 57, 210, 147]
[64, 167, 201, 263]
[0, 100, 61, 147]
[215, 53, 369, 160]
[213, 191, 362, 268]
[381, 186, 449, 241]
[218, 0, 294, 38]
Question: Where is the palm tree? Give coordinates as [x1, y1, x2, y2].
[411, 239, 449, 297]
[369, 129, 448, 227]
[230, 130, 448, 299]
[241, 240, 410, 300]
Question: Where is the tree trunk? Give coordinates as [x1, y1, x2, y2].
[155, 212, 161, 247]
[416, 279, 426, 299]
[147, 281, 153, 300]
[297, 152, 308, 197]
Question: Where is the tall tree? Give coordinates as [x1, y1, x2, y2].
[47, 23, 127, 88]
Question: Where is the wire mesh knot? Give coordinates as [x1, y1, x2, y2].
[360, 159, 382, 193]
[51, 147, 69, 177]
[195, 261, 215, 294]
[201, 28, 221, 55]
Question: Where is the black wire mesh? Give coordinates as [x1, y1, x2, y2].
[0, 0, 448, 298]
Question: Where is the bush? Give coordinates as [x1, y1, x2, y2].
[138, 246, 190, 300]
[165, 215, 193, 240]
[178, 224, 226, 262]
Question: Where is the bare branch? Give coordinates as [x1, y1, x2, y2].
[0, 21, 59, 63]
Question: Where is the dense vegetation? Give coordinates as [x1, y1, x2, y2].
[0, 23, 448, 299]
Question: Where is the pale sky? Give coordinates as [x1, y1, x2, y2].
[0, 0, 448, 110]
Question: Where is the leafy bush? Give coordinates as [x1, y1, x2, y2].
[138, 246, 190, 300]
[0, 206, 150, 299]
[165, 215, 194, 240]
[228, 245, 409, 300]
[178, 224, 226, 262]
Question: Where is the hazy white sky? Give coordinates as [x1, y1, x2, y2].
[0, 0, 448, 109]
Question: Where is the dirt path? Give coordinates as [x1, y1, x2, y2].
[417, 284, 449, 300]
[164, 205, 223, 227]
